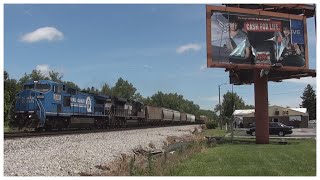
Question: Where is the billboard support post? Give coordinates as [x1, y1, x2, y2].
[254, 70, 269, 144]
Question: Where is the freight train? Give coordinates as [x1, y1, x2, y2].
[12, 80, 208, 131]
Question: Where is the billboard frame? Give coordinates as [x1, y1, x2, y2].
[206, 5, 309, 71]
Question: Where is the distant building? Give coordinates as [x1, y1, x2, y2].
[233, 105, 309, 128]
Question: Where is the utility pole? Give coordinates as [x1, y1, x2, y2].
[231, 84, 235, 142]
[218, 83, 226, 130]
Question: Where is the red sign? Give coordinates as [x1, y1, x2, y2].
[256, 52, 271, 62]
[244, 21, 282, 32]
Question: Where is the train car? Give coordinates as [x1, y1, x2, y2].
[173, 110, 181, 124]
[162, 108, 174, 124]
[199, 115, 208, 124]
[145, 105, 162, 125]
[187, 113, 196, 123]
[180, 112, 187, 124]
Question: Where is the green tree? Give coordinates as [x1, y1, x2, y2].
[146, 91, 200, 115]
[132, 92, 144, 102]
[199, 109, 218, 122]
[63, 81, 80, 90]
[300, 84, 316, 120]
[111, 77, 137, 100]
[4, 71, 19, 126]
[101, 83, 112, 96]
[18, 70, 48, 89]
[49, 70, 63, 82]
[214, 91, 246, 123]
[244, 104, 255, 109]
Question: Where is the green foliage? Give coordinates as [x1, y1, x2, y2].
[214, 91, 252, 125]
[4, 71, 19, 127]
[145, 91, 200, 115]
[63, 81, 80, 90]
[49, 70, 63, 82]
[244, 104, 254, 109]
[205, 121, 218, 129]
[201, 128, 227, 137]
[199, 109, 218, 122]
[132, 92, 145, 102]
[111, 77, 137, 100]
[101, 83, 112, 96]
[300, 84, 316, 120]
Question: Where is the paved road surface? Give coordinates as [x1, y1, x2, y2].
[226, 128, 316, 139]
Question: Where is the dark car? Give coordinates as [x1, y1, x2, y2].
[246, 122, 293, 136]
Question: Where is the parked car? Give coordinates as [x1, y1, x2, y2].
[246, 122, 293, 136]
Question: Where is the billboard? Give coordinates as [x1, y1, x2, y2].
[206, 6, 308, 69]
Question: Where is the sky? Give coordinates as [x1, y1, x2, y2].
[3, 3, 317, 110]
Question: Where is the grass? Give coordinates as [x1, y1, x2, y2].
[168, 138, 316, 176]
[89, 128, 315, 176]
[201, 128, 227, 137]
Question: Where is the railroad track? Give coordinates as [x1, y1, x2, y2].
[4, 124, 200, 139]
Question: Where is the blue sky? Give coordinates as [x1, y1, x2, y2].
[4, 4, 317, 110]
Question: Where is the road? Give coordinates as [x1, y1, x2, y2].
[226, 128, 316, 139]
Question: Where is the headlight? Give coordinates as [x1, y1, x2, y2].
[28, 115, 32, 118]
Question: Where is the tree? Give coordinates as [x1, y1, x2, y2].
[244, 104, 255, 109]
[146, 91, 200, 115]
[199, 109, 218, 122]
[4, 71, 19, 126]
[214, 91, 246, 124]
[132, 92, 144, 102]
[111, 77, 137, 100]
[49, 70, 63, 82]
[63, 81, 80, 90]
[101, 83, 112, 96]
[18, 70, 48, 89]
[300, 84, 316, 120]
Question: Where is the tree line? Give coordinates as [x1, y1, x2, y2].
[4, 69, 316, 127]
[4, 69, 219, 126]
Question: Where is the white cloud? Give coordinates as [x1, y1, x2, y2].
[284, 77, 316, 85]
[21, 27, 64, 43]
[176, 43, 202, 54]
[36, 64, 50, 76]
[143, 65, 152, 69]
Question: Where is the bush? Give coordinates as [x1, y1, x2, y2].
[206, 121, 218, 129]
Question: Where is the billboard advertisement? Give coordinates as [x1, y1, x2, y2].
[207, 6, 308, 69]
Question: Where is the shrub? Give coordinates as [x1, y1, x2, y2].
[206, 121, 218, 129]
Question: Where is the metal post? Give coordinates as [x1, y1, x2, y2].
[218, 83, 226, 130]
[219, 85, 222, 130]
[231, 85, 234, 141]
[254, 70, 269, 144]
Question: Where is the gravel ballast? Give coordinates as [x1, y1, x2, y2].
[4, 125, 202, 176]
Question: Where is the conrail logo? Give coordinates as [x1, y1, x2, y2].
[86, 97, 92, 113]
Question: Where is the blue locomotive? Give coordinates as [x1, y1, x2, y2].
[13, 80, 204, 131]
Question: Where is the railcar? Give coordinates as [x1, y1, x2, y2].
[12, 80, 206, 131]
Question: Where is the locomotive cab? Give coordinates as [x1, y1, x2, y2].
[14, 80, 52, 130]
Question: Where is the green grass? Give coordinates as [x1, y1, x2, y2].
[168, 139, 316, 176]
[201, 128, 227, 137]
